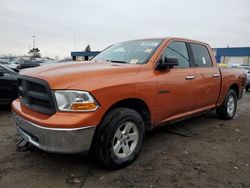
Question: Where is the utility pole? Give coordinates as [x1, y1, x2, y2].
[33, 35, 36, 60]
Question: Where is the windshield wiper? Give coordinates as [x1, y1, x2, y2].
[105, 59, 128, 64]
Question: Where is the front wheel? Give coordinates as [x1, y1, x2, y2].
[91, 108, 145, 169]
[216, 89, 237, 120]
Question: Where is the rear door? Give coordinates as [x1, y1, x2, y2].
[155, 41, 196, 122]
[189, 43, 221, 110]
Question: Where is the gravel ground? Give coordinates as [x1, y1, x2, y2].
[0, 92, 250, 188]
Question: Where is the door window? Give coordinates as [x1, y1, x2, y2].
[190, 43, 212, 67]
[162, 42, 190, 68]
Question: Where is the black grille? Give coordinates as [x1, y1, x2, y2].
[18, 76, 56, 115]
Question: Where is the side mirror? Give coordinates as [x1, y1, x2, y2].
[155, 57, 179, 70]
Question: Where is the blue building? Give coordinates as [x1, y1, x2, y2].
[71, 51, 100, 61]
[213, 47, 250, 66]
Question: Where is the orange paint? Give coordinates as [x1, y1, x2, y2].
[12, 38, 246, 129]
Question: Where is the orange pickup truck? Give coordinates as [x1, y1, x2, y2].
[12, 38, 246, 168]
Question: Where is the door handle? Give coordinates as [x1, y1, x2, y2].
[212, 73, 220, 78]
[185, 75, 195, 80]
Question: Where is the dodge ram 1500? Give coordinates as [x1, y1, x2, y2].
[12, 38, 246, 168]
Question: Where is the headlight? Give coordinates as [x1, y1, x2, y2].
[54, 90, 99, 112]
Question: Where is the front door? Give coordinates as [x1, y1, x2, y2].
[155, 41, 196, 123]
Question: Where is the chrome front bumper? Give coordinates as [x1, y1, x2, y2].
[13, 112, 96, 153]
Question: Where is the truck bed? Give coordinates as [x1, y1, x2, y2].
[217, 68, 246, 105]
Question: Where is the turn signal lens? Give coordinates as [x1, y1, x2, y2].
[70, 102, 97, 111]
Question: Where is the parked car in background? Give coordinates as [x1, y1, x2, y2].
[0, 64, 18, 105]
[0, 59, 10, 65]
[9, 57, 60, 71]
[12, 38, 246, 169]
[10, 58, 41, 70]
[39, 58, 58, 65]
[0, 58, 21, 72]
[234, 66, 250, 91]
[0, 57, 11, 63]
[244, 67, 250, 91]
[17, 59, 41, 70]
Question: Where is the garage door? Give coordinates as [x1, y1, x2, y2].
[227, 56, 244, 66]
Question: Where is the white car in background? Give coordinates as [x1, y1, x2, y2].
[0, 59, 19, 72]
[230, 65, 250, 92]
[245, 68, 250, 91]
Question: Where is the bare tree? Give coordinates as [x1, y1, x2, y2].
[84, 44, 91, 60]
[28, 48, 41, 58]
[85, 44, 91, 52]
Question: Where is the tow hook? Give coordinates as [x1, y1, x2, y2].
[16, 138, 30, 152]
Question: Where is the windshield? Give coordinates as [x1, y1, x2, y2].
[92, 39, 163, 64]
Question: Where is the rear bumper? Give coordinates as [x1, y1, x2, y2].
[13, 112, 96, 153]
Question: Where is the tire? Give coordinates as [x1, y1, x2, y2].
[216, 89, 237, 120]
[91, 108, 145, 169]
[246, 87, 249, 92]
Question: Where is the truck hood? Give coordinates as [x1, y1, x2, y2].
[20, 61, 142, 90]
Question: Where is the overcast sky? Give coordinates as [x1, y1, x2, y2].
[0, 0, 249, 58]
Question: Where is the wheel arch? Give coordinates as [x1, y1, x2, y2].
[100, 98, 152, 131]
[229, 84, 239, 99]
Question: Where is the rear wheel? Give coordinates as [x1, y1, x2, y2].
[91, 108, 145, 169]
[216, 89, 237, 120]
